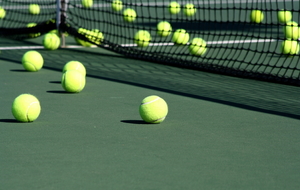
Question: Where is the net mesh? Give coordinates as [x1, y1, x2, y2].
[1, 0, 300, 85]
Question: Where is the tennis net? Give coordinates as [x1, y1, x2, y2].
[1, 0, 300, 85]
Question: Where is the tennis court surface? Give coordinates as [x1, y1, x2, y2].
[1, 0, 300, 189]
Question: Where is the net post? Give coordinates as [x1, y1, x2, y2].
[57, 0, 68, 48]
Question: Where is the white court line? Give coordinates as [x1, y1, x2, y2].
[0, 39, 277, 50]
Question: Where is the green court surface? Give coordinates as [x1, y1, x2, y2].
[1, 37, 300, 189]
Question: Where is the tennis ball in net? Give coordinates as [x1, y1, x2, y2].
[112, 0, 123, 11]
[123, 8, 137, 22]
[250, 10, 264, 23]
[62, 70, 86, 93]
[29, 4, 40, 15]
[281, 39, 299, 55]
[22, 50, 44, 72]
[134, 30, 151, 47]
[82, 0, 93, 8]
[63, 61, 86, 76]
[139, 95, 168, 124]
[43, 33, 60, 50]
[157, 21, 172, 37]
[278, 10, 292, 23]
[0, 6, 6, 19]
[183, 3, 196, 16]
[12, 94, 41, 122]
[169, 1, 180, 14]
[27, 23, 41, 38]
[283, 21, 299, 40]
[189, 38, 207, 56]
[172, 29, 189, 45]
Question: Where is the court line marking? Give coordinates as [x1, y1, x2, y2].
[0, 39, 278, 50]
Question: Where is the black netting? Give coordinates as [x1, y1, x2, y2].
[1, 0, 300, 85]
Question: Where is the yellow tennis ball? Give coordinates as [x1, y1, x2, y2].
[29, 4, 40, 15]
[189, 38, 207, 56]
[134, 30, 151, 47]
[61, 70, 86, 93]
[43, 33, 60, 50]
[123, 8, 137, 22]
[278, 10, 292, 23]
[250, 10, 264, 23]
[139, 95, 168, 124]
[157, 21, 172, 37]
[86, 29, 104, 45]
[27, 23, 41, 38]
[281, 39, 299, 55]
[169, 1, 180, 14]
[82, 0, 93, 8]
[283, 21, 299, 40]
[22, 50, 44, 72]
[172, 29, 189, 45]
[63, 61, 86, 76]
[112, 0, 123, 11]
[0, 6, 6, 19]
[183, 3, 196, 16]
[12, 94, 41, 122]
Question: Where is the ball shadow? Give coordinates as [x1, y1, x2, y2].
[49, 81, 61, 84]
[47, 90, 70, 94]
[10, 69, 27, 72]
[121, 120, 151, 124]
[0, 119, 21, 123]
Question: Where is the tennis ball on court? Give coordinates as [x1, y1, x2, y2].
[283, 21, 299, 40]
[22, 50, 44, 72]
[278, 10, 292, 23]
[112, 0, 123, 11]
[172, 29, 189, 45]
[189, 38, 207, 56]
[134, 30, 151, 47]
[250, 10, 264, 23]
[183, 3, 196, 16]
[29, 4, 40, 15]
[139, 95, 168, 124]
[123, 8, 137, 22]
[82, 0, 93, 8]
[62, 70, 86, 93]
[27, 23, 41, 38]
[43, 33, 60, 50]
[12, 94, 41, 122]
[169, 1, 180, 14]
[281, 39, 299, 55]
[157, 21, 172, 37]
[0, 6, 6, 19]
[63, 61, 86, 76]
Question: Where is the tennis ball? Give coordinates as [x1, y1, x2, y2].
[283, 21, 299, 40]
[172, 29, 189, 45]
[22, 50, 44, 72]
[12, 94, 41, 122]
[112, 0, 123, 11]
[169, 1, 180, 14]
[29, 4, 40, 15]
[0, 6, 6, 19]
[183, 3, 196, 16]
[27, 23, 41, 38]
[123, 8, 136, 22]
[82, 0, 93, 8]
[43, 33, 60, 50]
[278, 10, 292, 23]
[63, 61, 86, 76]
[139, 95, 168, 124]
[86, 29, 104, 45]
[134, 30, 151, 47]
[250, 10, 264, 23]
[61, 70, 86, 93]
[281, 40, 299, 55]
[157, 21, 172, 37]
[189, 38, 207, 56]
